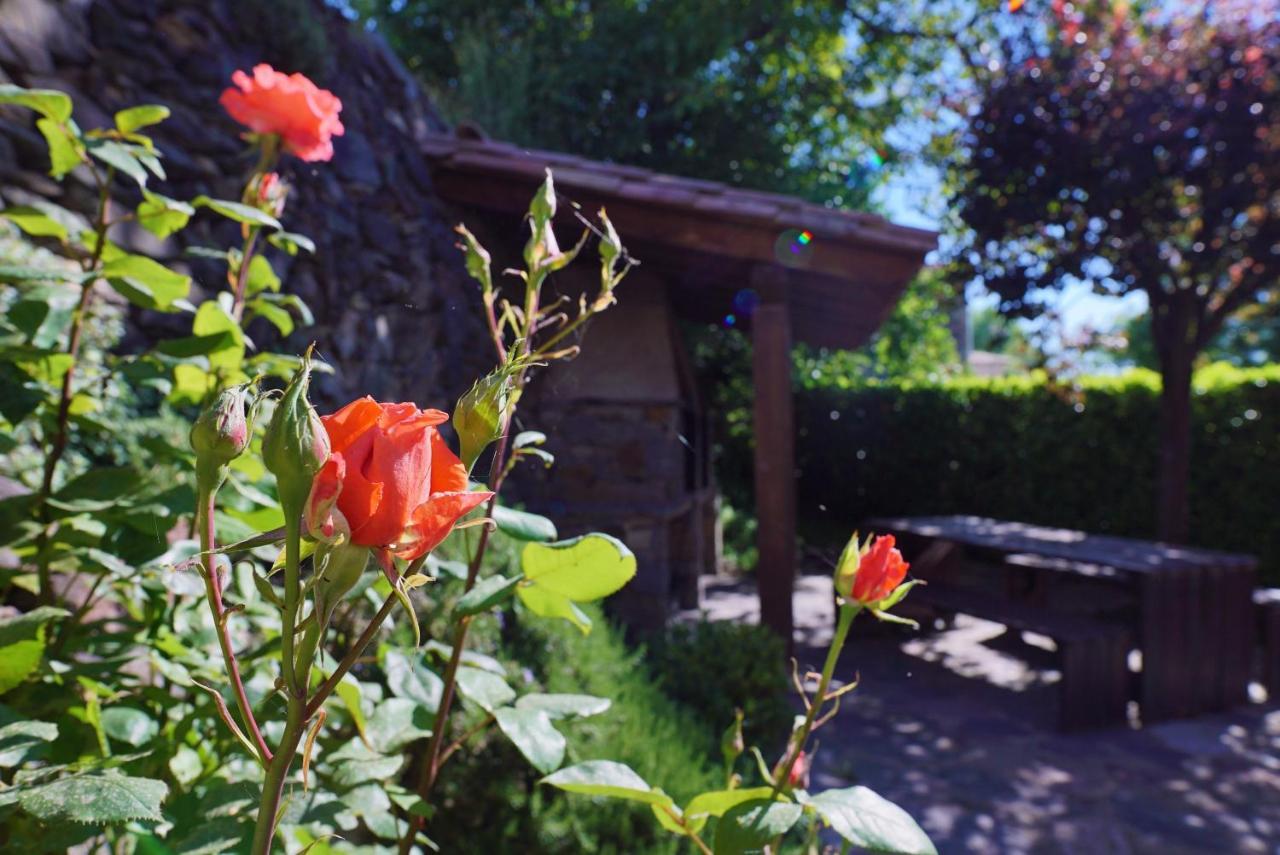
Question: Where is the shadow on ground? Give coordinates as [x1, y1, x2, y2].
[680, 575, 1280, 854]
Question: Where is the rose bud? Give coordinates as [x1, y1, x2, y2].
[787, 750, 809, 790]
[834, 533, 910, 607]
[263, 354, 329, 514]
[191, 386, 250, 469]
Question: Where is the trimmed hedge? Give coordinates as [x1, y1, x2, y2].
[722, 363, 1280, 584]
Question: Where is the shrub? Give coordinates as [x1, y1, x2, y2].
[648, 620, 793, 757]
[719, 364, 1280, 582]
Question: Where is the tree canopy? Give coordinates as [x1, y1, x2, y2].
[949, 1, 1280, 539]
[355, 0, 996, 207]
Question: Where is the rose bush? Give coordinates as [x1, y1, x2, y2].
[1, 67, 936, 855]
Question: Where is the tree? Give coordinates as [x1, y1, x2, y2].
[354, 0, 999, 206]
[950, 3, 1280, 541]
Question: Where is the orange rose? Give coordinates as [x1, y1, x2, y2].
[834, 533, 910, 606]
[850, 534, 909, 604]
[305, 398, 492, 571]
[220, 64, 345, 162]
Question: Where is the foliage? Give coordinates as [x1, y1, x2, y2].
[354, 0, 1004, 206]
[543, 587, 936, 854]
[719, 364, 1280, 584]
[648, 621, 793, 757]
[0, 80, 314, 846]
[0, 76, 939, 855]
[429, 601, 722, 855]
[948, 3, 1280, 539]
[1119, 307, 1280, 371]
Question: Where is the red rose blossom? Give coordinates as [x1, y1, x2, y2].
[220, 64, 344, 162]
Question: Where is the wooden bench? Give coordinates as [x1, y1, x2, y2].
[1256, 589, 1280, 697]
[915, 583, 1132, 731]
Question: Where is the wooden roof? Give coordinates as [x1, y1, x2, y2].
[421, 132, 937, 350]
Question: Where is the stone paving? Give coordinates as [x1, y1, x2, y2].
[681, 575, 1280, 854]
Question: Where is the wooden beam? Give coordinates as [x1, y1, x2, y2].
[750, 266, 796, 647]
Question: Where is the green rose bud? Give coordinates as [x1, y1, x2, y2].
[453, 368, 512, 472]
[191, 386, 250, 474]
[529, 167, 556, 229]
[263, 353, 329, 515]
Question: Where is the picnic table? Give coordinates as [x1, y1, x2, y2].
[867, 515, 1258, 725]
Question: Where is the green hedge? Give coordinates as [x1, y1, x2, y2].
[723, 363, 1280, 584]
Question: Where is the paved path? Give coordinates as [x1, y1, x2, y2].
[682, 575, 1280, 854]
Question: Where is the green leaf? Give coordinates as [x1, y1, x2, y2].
[366, 697, 433, 754]
[492, 505, 557, 542]
[86, 139, 151, 187]
[495, 707, 565, 774]
[0, 265, 89, 285]
[101, 254, 190, 311]
[191, 301, 244, 370]
[335, 677, 370, 747]
[686, 787, 778, 821]
[156, 330, 240, 359]
[168, 745, 203, 788]
[114, 104, 170, 134]
[455, 666, 515, 713]
[513, 430, 547, 448]
[515, 693, 611, 721]
[0, 84, 72, 122]
[383, 649, 443, 711]
[520, 533, 637, 601]
[35, 118, 81, 178]
[542, 761, 674, 807]
[136, 192, 193, 239]
[18, 773, 168, 824]
[805, 786, 937, 855]
[10, 293, 74, 349]
[1, 206, 68, 240]
[267, 231, 316, 255]
[244, 255, 280, 296]
[100, 707, 159, 747]
[714, 800, 803, 855]
[192, 196, 281, 230]
[170, 363, 213, 404]
[0, 720, 58, 768]
[515, 584, 593, 634]
[244, 299, 294, 336]
[0, 607, 69, 695]
[454, 574, 521, 618]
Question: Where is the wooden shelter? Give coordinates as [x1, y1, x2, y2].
[422, 130, 936, 641]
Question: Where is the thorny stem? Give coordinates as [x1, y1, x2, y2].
[305, 591, 398, 718]
[770, 604, 859, 801]
[251, 692, 306, 855]
[35, 166, 113, 604]
[439, 713, 495, 766]
[230, 229, 260, 323]
[400, 277, 540, 853]
[280, 515, 304, 698]
[196, 473, 272, 763]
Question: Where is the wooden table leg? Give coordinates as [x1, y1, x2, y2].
[1138, 571, 1175, 722]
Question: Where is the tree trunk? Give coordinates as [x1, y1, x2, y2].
[1155, 329, 1194, 544]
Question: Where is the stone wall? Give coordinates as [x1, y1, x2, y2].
[0, 0, 489, 409]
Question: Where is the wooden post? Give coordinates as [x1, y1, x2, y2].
[750, 266, 796, 646]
